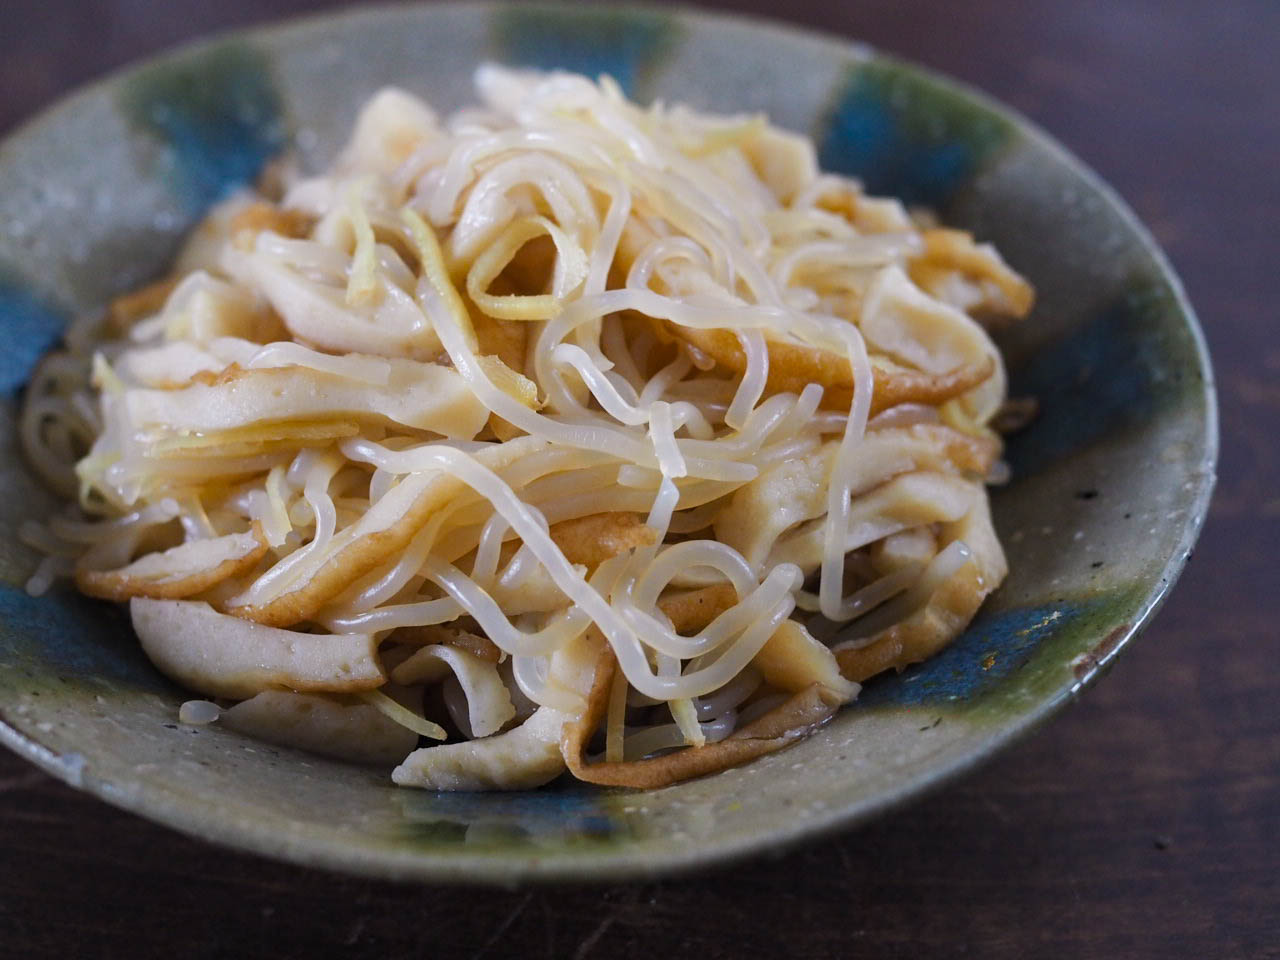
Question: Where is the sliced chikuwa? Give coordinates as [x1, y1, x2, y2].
[562, 640, 842, 789]
[77, 527, 267, 603]
[751, 619, 858, 700]
[666, 323, 994, 415]
[548, 512, 657, 566]
[130, 598, 384, 699]
[391, 644, 515, 738]
[221, 690, 416, 765]
[391, 621, 604, 790]
[228, 436, 547, 627]
[392, 705, 570, 791]
[835, 489, 1006, 682]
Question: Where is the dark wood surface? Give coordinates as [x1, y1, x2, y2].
[2, 1, 1276, 957]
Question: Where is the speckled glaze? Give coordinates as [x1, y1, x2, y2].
[0, 3, 1216, 883]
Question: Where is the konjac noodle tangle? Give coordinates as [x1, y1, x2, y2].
[20, 66, 1032, 791]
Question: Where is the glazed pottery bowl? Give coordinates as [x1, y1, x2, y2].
[0, 3, 1215, 882]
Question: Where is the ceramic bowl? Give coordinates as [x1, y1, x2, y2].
[0, 2, 1215, 883]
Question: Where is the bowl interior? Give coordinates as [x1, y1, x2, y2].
[0, 3, 1215, 882]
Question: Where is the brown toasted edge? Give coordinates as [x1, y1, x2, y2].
[388, 624, 502, 663]
[664, 323, 994, 415]
[908, 227, 1036, 321]
[656, 582, 738, 633]
[837, 490, 1006, 682]
[561, 642, 843, 789]
[547, 512, 658, 567]
[76, 523, 268, 603]
[105, 277, 179, 336]
[228, 201, 315, 246]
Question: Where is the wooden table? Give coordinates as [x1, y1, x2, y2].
[2, 1, 1275, 956]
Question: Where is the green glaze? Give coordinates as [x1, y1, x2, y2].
[818, 59, 1017, 209]
[956, 583, 1149, 726]
[0, 3, 1215, 883]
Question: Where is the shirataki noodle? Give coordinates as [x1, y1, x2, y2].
[19, 66, 1032, 790]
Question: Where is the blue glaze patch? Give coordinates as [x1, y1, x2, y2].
[117, 43, 286, 215]
[1003, 273, 1175, 476]
[818, 61, 1014, 209]
[0, 586, 159, 690]
[0, 278, 67, 392]
[397, 783, 625, 847]
[491, 6, 680, 96]
[857, 600, 1088, 707]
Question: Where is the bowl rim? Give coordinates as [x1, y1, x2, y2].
[0, 0, 1218, 885]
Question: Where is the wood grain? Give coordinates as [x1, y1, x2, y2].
[2, 1, 1277, 957]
